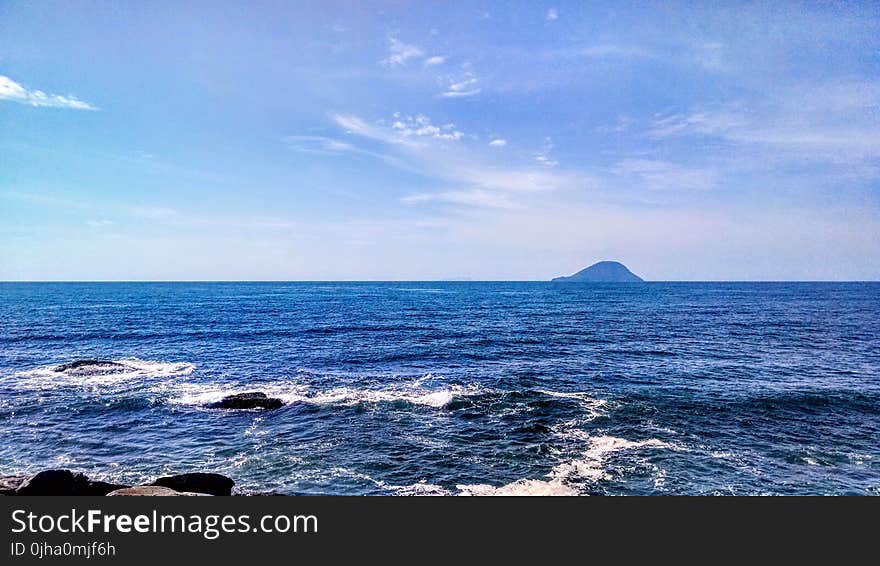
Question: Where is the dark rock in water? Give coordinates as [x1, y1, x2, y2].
[551, 260, 644, 283]
[55, 359, 128, 375]
[108, 486, 205, 496]
[13, 469, 129, 496]
[207, 392, 284, 410]
[15, 470, 90, 495]
[0, 476, 29, 496]
[152, 472, 234, 496]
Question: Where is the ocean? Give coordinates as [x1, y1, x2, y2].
[1, 282, 878, 495]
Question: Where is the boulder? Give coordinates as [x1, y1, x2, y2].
[151, 472, 234, 496]
[13, 470, 129, 496]
[107, 486, 205, 496]
[207, 392, 284, 410]
[87, 480, 132, 496]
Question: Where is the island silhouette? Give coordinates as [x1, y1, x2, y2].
[552, 261, 644, 283]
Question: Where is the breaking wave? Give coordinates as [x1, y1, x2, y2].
[168, 381, 483, 409]
[398, 436, 673, 497]
[11, 358, 196, 389]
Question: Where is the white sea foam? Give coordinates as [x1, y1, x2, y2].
[393, 482, 453, 496]
[535, 389, 609, 421]
[454, 435, 671, 496]
[12, 358, 195, 388]
[456, 479, 579, 496]
[168, 381, 481, 409]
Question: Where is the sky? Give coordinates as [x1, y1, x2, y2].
[1, 1, 878, 281]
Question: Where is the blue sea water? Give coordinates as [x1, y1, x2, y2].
[1, 282, 878, 495]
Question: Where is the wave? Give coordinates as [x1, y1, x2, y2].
[453, 436, 671, 496]
[11, 358, 196, 388]
[168, 381, 485, 409]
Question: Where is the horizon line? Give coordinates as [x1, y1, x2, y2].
[1, 279, 878, 284]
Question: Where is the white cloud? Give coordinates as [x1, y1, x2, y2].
[391, 114, 463, 141]
[649, 110, 744, 138]
[440, 73, 481, 97]
[402, 190, 517, 209]
[330, 113, 589, 209]
[381, 37, 424, 67]
[332, 113, 415, 147]
[611, 159, 716, 191]
[424, 56, 446, 66]
[0, 75, 97, 110]
[546, 8, 559, 21]
[283, 135, 354, 153]
[534, 138, 559, 167]
[649, 82, 880, 166]
[489, 138, 507, 147]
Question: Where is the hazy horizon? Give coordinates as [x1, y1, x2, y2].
[2, 2, 879, 281]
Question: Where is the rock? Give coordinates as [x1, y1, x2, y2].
[552, 260, 644, 283]
[13, 470, 130, 496]
[87, 480, 132, 496]
[0, 476, 29, 496]
[107, 486, 205, 496]
[55, 359, 128, 376]
[207, 392, 284, 410]
[152, 473, 234, 496]
[15, 470, 90, 495]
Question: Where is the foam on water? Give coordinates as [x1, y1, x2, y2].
[454, 436, 671, 496]
[11, 358, 196, 388]
[535, 389, 609, 421]
[168, 381, 483, 409]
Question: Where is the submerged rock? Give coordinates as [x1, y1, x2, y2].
[55, 359, 128, 376]
[151, 472, 234, 496]
[207, 392, 284, 411]
[13, 469, 129, 496]
[108, 486, 205, 496]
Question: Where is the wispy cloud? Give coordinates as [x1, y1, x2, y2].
[330, 113, 588, 208]
[546, 8, 559, 22]
[611, 159, 716, 191]
[534, 138, 558, 167]
[381, 37, 424, 67]
[440, 73, 481, 97]
[284, 130, 413, 171]
[489, 138, 507, 147]
[402, 189, 517, 209]
[424, 56, 446, 66]
[0, 75, 97, 110]
[283, 135, 354, 153]
[332, 113, 414, 147]
[649, 110, 744, 138]
[650, 81, 880, 165]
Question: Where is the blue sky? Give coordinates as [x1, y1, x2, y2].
[1, 1, 878, 280]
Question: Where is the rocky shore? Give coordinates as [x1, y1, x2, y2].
[0, 469, 259, 496]
[1, 361, 289, 496]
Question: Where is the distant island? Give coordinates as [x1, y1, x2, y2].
[551, 261, 644, 283]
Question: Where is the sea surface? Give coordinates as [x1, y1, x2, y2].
[1, 282, 878, 495]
